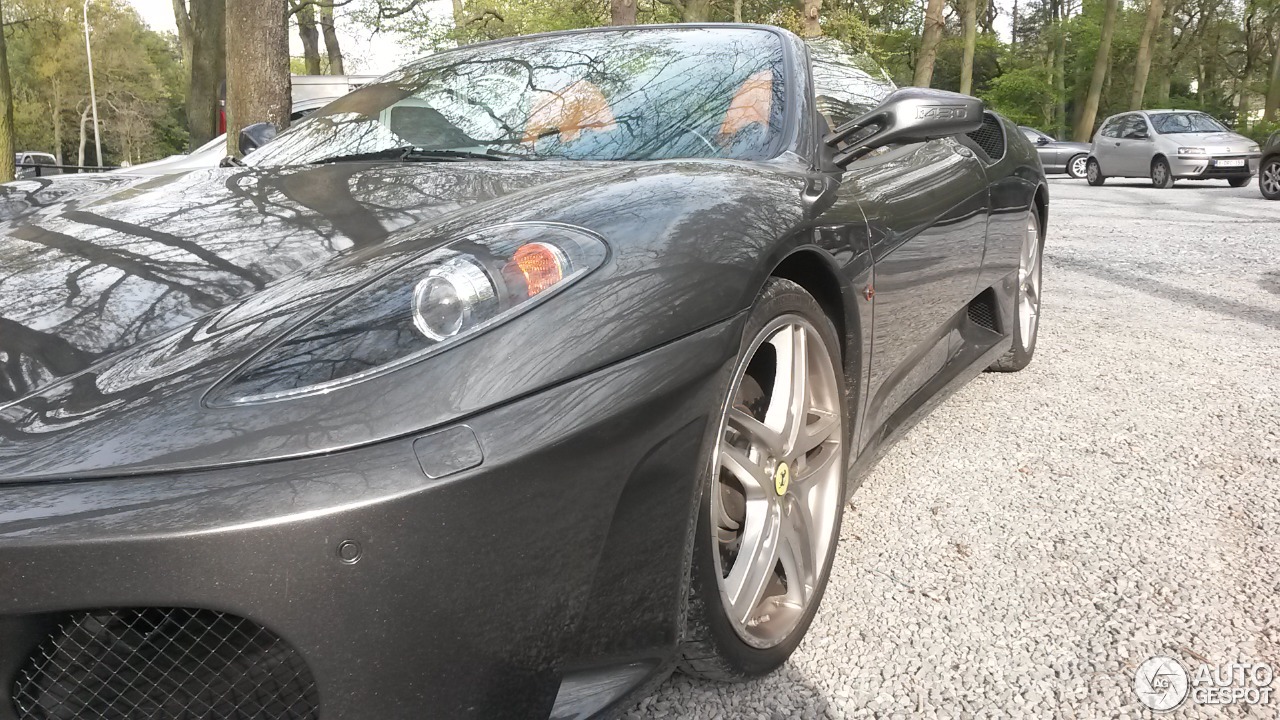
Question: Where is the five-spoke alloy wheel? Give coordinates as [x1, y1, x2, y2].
[990, 209, 1044, 372]
[680, 278, 848, 680]
[712, 316, 843, 648]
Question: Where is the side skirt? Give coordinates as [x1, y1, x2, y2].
[846, 302, 1011, 498]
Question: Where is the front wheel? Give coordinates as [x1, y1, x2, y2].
[1067, 154, 1088, 179]
[1262, 158, 1280, 200]
[1151, 157, 1175, 188]
[989, 210, 1044, 372]
[1227, 176, 1250, 188]
[1086, 158, 1106, 186]
[680, 278, 848, 681]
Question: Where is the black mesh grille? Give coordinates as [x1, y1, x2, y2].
[967, 113, 1006, 162]
[968, 291, 998, 331]
[12, 608, 319, 720]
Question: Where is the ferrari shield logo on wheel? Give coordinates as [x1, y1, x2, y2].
[774, 462, 791, 496]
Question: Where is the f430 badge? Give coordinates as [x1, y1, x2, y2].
[917, 105, 969, 120]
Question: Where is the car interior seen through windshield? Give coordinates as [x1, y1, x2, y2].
[247, 28, 787, 166]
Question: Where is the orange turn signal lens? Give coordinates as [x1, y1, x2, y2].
[510, 242, 567, 296]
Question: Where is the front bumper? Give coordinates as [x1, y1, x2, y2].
[1171, 154, 1260, 178]
[0, 319, 741, 720]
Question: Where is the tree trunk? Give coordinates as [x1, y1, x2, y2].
[319, 2, 344, 74]
[1054, 0, 1067, 136]
[173, 0, 193, 61]
[52, 80, 64, 165]
[1152, 1, 1175, 106]
[78, 105, 91, 168]
[296, 2, 322, 74]
[225, 0, 291, 157]
[610, 0, 637, 25]
[801, 0, 822, 36]
[1011, 0, 1018, 46]
[187, 0, 226, 149]
[681, 0, 712, 22]
[914, 0, 947, 87]
[1129, 0, 1164, 109]
[1073, 0, 1119, 142]
[960, 0, 978, 94]
[0, 0, 13, 184]
[1199, 11, 1218, 107]
[1266, 27, 1280, 121]
[733, 0, 742, 22]
[1234, 7, 1256, 131]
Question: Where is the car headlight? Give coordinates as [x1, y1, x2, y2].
[209, 222, 608, 405]
[1178, 147, 1207, 155]
[1247, 144, 1260, 154]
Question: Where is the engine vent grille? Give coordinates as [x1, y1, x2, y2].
[967, 290, 999, 331]
[12, 608, 319, 720]
[967, 113, 1006, 162]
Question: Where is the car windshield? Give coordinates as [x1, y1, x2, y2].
[1148, 112, 1228, 134]
[246, 28, 787, 166]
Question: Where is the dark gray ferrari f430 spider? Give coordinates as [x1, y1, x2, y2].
[0, 24, 1046, 720]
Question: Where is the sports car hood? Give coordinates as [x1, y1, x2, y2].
[0, 159, 807, 482]
[0, 161, 641, 479]
[0, 163, 602, 395]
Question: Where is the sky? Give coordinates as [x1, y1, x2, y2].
[124, 0, 424, 75]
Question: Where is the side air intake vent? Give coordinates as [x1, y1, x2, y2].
[967, 290, 999, 331]
[967, 113, 1006, 162]
[13, 608, 319, 720]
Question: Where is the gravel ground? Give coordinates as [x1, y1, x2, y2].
[624, 177, 1280, 719]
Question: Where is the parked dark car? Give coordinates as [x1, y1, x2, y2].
[0, 26, 1048, 720]
[1020, 126, 1091, 178]
[1260, 131, 1279, 200]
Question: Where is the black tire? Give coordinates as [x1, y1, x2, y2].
[989, 210, 1044, 373]
[1262, 158, 1280, 200]
[678, 277, 849, 682]
[1227, 176, 1250, 188]
[1151, 157, 1175, 188]
[1066, 154, 1088, 179]
[1086, 158, 1106, 186]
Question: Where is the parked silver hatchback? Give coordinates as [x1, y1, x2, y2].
[1086, 110, 1261, 189]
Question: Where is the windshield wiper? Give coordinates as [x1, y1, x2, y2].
[309, 146, 512, 165]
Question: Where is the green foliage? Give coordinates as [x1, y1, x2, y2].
[931, 34, 1002, 94]
[6, 0, 186, 166]
[982, 66, 1053, 126]
[1247, 119, 1280, 145]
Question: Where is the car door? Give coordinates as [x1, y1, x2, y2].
[1109, 115, 1153, 176]
[1093, 116, 1122, 174]
[1038, 132, 1068, 168]
[1098, 115, 1131, 174]
[807, 44, 988, 451]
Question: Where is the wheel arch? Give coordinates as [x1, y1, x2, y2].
[768, 249, 855, 365]
[1033, 183, 1049, 236]
[766, 248, 864, 427]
